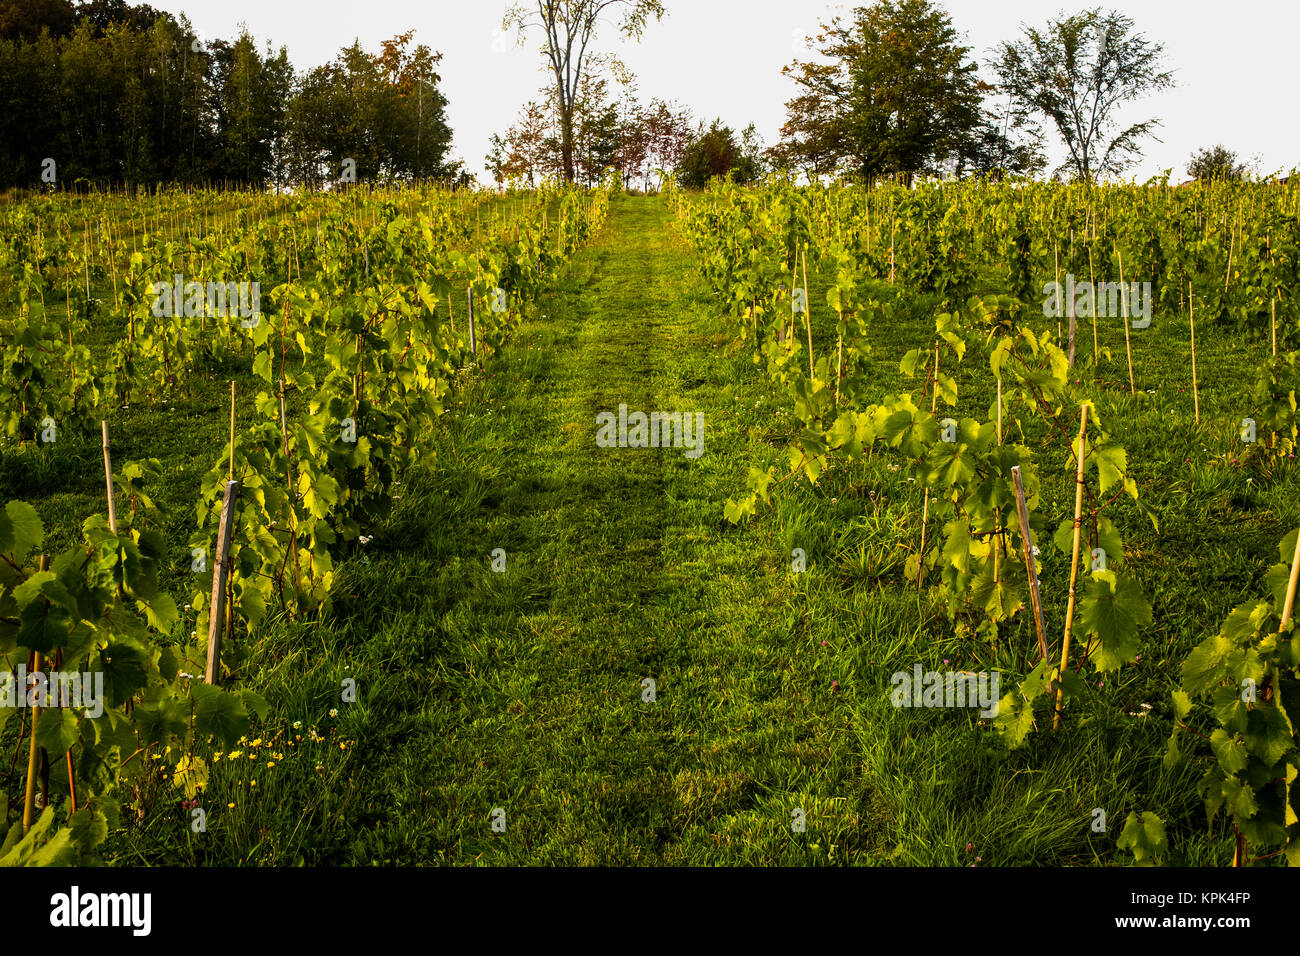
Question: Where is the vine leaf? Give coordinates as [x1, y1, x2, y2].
[1077, 570, 1151, 671]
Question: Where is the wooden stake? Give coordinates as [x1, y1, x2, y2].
[1118, 248, 1135, 395]
[21, 557, 51, 833]
[802, 246, 814, 377]
[1280, 525, 1300, 629]
[1189, 282, 1199, 425]
[1088, 246, 1099, 365]
[101, 422, 117, 534]
[228, 381, 236, 481]
[917, 344, 940, 588]
[22, 648, 44, 834]
[279, 382, 288, 456]
[1011, 466, 1049, 664]
[1271, 297, 1277, 358]
[466, 287, 477, 358]
[205, 480, 241, 685]
[1054, 405, 1089, 729]
[1054, 242, 1063, 342]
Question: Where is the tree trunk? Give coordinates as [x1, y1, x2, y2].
[560, 107, 576, 182]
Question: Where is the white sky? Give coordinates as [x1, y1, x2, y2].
[152, 0, 1299, 182]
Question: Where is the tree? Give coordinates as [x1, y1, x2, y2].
[779, 0, 1003, 183]
[992, 7, 1174, 182]
[504, 0, 665, 182]
[0, 0, 75, 40]
[675, 119, 761, 189]
[487, 100, 553, 186]
[286, 33, 455, 187]
[1187, 145, 1246, 182]
[638, 97, 691, 190]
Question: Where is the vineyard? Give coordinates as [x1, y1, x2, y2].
[0, 177, 1298, 868]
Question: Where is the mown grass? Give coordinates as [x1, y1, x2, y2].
[1, 192, 1292, 865]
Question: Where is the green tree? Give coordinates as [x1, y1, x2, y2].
[992, 7, 1174, 182]
[504, 0, 665, 183]
[1187, 144, 1247, 182]
[780, 0, 1001, 183]
[675, 119, 760, 189]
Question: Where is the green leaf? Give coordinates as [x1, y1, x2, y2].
[0, 807, 77, 866]
[17, 597, 70, 654]
[1117, 811, 1167, 866]
[191, 682, 250, 747]
[35, 708, 80, 755]
[1210, 728, 1249, 774]
[1184, 632, 1232, 696]
[97, 640, 150, 706]
[0, 502, 44, 563]
[993, 691, 1036, 747]
[1077, 571, 1152, 671]
[1092, 444, 1127, 495]
[1245, 702, 1295, 767]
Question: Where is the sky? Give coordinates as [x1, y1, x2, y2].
[151, 0, 1300, 183]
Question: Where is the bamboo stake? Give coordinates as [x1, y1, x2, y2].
[1118, 248, 1135, 395]
[1054, 405, 1090, 729]
[1271, 297, 1277, 358]
[1088, 246, 1099, 365]
[916, 344, 940, 588]
[1054, 242, 1063, 342]
[1280, 525, 1300, 629]
[467, 287, 477, 358]
[101, 422, 117, 534]
[22, 556, 52, 833]
[1189, 282, 1199, 424]
[205, 480, 241, 685]
[995, 378, 1003, 586]
[228, 381, 236, 482]
[1011, 466, 1049, 664]
[22, 648, 44, 834]
[802, 246, 814, 377]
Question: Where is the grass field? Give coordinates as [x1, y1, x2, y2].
[2, 193, 1294, 865]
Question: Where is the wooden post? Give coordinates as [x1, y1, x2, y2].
[1189, 282, 1200, 425]
[917, 343, 940, 588]
[1271, 297, 1278, 359]
[802, 246, 814, 376]
[1280, 525, 1300, 629]
[279, 382, 288, 456]
[1054, 405, 1089, 729]
[229, 381, 236, 481]
[22, 557, 50, 834]
[1118, 248, 1135, 395]
[1088, 246, 1099, 366]
[205, 480, 241, 685]
[466, 287, 477, 358]
[101, 422, 117, 534]
[22, 648, 43, 834]
[1011, 466, 1049, 664]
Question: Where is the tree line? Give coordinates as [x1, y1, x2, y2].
[492, 0, 1186, 189]
[0, 0, 460, 190]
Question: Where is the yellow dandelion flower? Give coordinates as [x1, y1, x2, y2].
[227, 802, 235, 809]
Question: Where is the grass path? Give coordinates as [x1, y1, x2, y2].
[261, 193, 879, 865]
